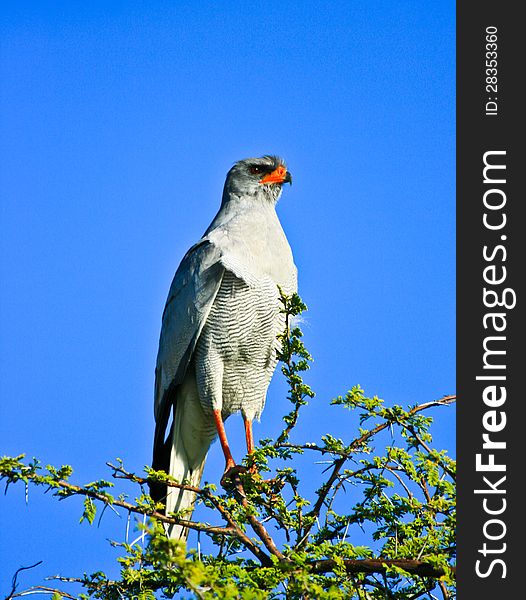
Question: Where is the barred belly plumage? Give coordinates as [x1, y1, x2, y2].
[194, 270, 284, 422]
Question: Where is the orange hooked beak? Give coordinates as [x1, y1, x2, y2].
[259, 165, 292, 185]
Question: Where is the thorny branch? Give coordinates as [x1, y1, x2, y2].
[309, 558, 456, 579]
[1, 394, 455, 585]
[108, 462, 272, 565]
[5, 562, 43, 600]
[7, 585, 77, 600]
[231, 476, 285, 562]
[1, 294, 456, 598]
[297, 394, 456, 548]
[1, 388, 456, 599]
[276, 292, 314, 445]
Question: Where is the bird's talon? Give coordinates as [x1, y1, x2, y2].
[220, 464, 247, 486]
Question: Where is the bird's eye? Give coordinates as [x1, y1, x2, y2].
[249, 165, 264, 175]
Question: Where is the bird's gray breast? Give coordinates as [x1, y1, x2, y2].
[194, 270, 286, 421]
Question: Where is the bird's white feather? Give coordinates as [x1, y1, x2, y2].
[164, 365, 216, 539]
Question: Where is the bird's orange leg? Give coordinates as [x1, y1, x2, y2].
[244, 419, 281, 487]
[244, 418, 259, 474]
[244, 418, 254, 455]
[213, 410, 245, 484]
[213, 409, 235, 470]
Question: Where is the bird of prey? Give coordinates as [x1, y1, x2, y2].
[151, 155, 296, 538]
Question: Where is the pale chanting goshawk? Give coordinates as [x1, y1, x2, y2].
[151, 156, 296, 538]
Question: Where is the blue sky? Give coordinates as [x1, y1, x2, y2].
[0, 0, 455, 589]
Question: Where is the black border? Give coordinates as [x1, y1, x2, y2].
[457, 2, 522, 595]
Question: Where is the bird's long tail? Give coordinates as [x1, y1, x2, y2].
[163, 369, 216, 540]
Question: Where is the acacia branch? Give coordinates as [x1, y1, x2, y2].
[276, 292, 313, 445]
[112, 462, 287, 564]
[347, 395, 456, 455]
[8, 586, 77, 600]
[298, 395, 455, 547]
[277, 311, 304, 444]
[1, 390, 455, 597]
[108, 462, 272, 566]
[277, 310, 294, 441]
[7, 466, 239, 539]
[275, 395, 456, 459]
[400, 423, 456, 480]
[309, 558, 455, 579]
[438, 579, 451, 600]
[231, 475, 285, 562]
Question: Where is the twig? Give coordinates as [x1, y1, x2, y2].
[385, 464, 414, 500]
[8, 586, 76, 600]
[231, 475, 285, 562]
[277, 312, 304, 444]
[438, 580, 450, 600]
[5, 562, 43, 600]
[400, 424, 456, 480]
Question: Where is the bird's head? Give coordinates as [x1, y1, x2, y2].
[223, 155, 292, 203]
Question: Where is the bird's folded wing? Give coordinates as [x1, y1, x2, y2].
[154, 239, 224, 424]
